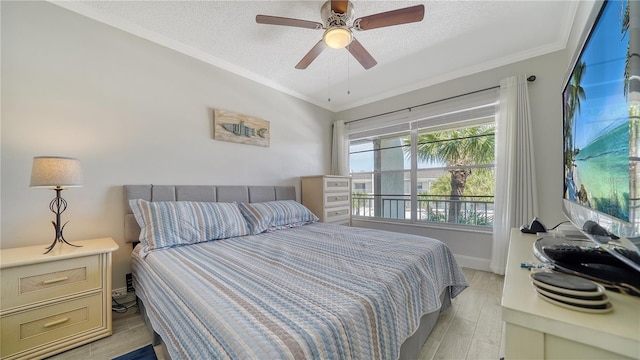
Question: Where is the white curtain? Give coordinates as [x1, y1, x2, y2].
[491, 75, 539, 274]
[330, 120, 349, 176]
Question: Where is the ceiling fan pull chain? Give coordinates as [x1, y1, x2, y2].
[347, 49, 351, 95]
[327, 58, 331, 102]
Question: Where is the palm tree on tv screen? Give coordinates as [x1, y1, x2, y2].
[622, 0, 639, 225]
[623, 0, 639, 102]
[567, 61, 587, 160]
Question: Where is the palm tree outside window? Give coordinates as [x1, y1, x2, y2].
[349, 120, 496, 228]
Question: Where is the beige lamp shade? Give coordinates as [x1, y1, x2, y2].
[30, 156, 83, 188]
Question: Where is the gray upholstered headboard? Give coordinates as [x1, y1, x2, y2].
[123, 185, 297, 243]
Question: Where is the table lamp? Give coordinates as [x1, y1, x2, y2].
[30, 156, 83, 254]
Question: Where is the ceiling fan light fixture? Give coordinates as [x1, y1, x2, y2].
[323, 27, 352, 49]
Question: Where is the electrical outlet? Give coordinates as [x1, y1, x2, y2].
[112, 287, 127, 299]
[126, 273, 133, 292]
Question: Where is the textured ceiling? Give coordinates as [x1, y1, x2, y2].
[52, 1, 578, 112]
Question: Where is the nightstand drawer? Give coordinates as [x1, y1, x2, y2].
[325, 192, 350, 208]
[324, 206, 351, 223]
[1, 255, 101, 311]
[1, 293, 104, 358]
[323, 178, 350, 192]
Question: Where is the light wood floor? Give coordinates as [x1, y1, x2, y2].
[421, 268, 505, 360]
[47, 268, 504, 360]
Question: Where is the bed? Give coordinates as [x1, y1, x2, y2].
[124, 185, 467, 360]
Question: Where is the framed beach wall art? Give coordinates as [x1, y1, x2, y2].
[213, 109, 270, 147]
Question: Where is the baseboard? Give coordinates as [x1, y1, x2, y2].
[454, 254, 491, 272]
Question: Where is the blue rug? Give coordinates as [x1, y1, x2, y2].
[112, 344, 157, 360]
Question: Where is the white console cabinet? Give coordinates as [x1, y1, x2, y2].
[501, 229, 640, 359]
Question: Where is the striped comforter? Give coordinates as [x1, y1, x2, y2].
[132, 223, 467, 360]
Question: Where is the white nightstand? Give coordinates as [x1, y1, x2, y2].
[0, 238, 119, 359]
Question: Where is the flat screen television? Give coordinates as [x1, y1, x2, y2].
[562, 0, 639, 272]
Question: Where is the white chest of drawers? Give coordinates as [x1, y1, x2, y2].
[301, 175, 352, 226]
[0, 238, 119, 359]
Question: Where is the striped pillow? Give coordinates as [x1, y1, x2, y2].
[129, 199, 250, 251]
[238, 200, 318, 235]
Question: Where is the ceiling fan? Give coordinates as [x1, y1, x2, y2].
[256, 0, 425, 70]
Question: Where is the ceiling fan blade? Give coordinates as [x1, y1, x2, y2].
[331, 0, 349, 14]
[295, 40, 327, 69]
[347, 38, 377, 70]
[256, 15, 323, 29]
[354, 4, 425, 31]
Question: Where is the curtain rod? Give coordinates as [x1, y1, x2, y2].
[344, 75, 536, 125]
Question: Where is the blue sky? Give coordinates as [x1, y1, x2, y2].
[350, 141, 412, 172]
[350, 142, 376, 172]
[569, 0, 629, 150]
[349, 139, 441, 172]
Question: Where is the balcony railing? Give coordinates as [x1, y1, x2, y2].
[352, 194, 494, 226]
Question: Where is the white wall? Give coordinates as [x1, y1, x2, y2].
[1, 1, 334, 289]
[564, 0, 599, 67]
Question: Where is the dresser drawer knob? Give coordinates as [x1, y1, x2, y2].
[44, 317, 70, 328]
[42, 276, 69, 285]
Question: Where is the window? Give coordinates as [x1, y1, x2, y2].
[350, 133, 411, 218]
[413, 122, 495, 226]
[350, 122, 495, 227]
[347, 88, 497, 229]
